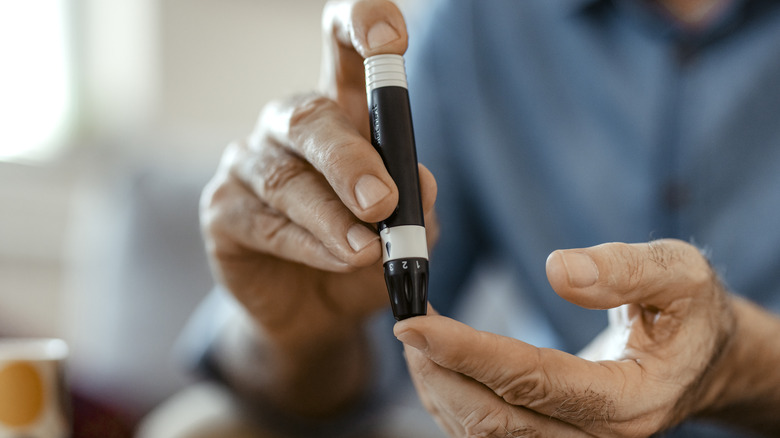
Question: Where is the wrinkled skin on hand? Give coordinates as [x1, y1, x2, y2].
[199, 0, 438, 348]
[396, 239, 735, 438]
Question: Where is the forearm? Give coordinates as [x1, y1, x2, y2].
[696, 296, 780, 435]
[212, 308, 372, 419]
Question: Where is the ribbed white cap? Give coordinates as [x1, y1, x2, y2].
[364, 54, 408, 93]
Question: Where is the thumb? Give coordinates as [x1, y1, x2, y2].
[546, 239, 715, 311]
[324, 0, 408, 59]
[320, 0, 408, 130]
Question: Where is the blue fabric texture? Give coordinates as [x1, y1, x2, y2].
[188, 1, 780, 436]
[404, 1, 780, 436]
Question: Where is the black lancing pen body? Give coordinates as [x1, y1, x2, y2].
[364, 54, 428, 321]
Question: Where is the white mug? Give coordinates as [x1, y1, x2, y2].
[0, 338, 70, 438]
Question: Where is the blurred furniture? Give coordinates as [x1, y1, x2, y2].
[63, 165, 213, 426]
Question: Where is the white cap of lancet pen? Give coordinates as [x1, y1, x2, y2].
[364, 54, 408, 93]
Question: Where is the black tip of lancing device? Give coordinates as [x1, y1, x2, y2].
[364, 54, 429, 321]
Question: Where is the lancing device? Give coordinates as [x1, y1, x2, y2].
[364, 54, 429, 321]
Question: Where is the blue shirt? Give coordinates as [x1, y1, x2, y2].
[188, 1, 780, 436]
[405, 0, 780, 435]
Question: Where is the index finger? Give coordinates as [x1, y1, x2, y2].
[402, 341, 587, 438]
[253, 94, 399, 223]
[395, 315, 669, 437]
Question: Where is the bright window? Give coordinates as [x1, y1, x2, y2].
[0, 0, 72, 162]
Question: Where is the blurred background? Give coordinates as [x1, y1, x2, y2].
[1, 0, 424, 435]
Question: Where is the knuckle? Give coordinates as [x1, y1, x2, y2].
[286, 95, 364, 172]
[653, 239, 714, 289]
[252, 148, 311, 202]
[455, 335, 548, 410]
[199, 175, 235, 237]
[462, 407, 503, 437]
[199, 173, 293, 256]
[250, 207, 291, 253]
[494, 373, 544, 407]
[255, 94, 332, 141]
[310, 198, 345, 236]
[493, 350, 548, 406]
[317, 139, 358, 175]
[462, 408, 537, 438]
[287, 94, 337, 140]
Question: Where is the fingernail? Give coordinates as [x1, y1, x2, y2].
[347, 223, 378, 253]
[395, 328, 428, 351]
[367, 21, 400, 50]
[355, 174, 391, 210]
[560, 252, 599, 288]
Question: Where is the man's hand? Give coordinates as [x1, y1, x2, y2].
[202, 0, 432, 346]
[199, 0, 437, 417]
[395, 239, 736, 437]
